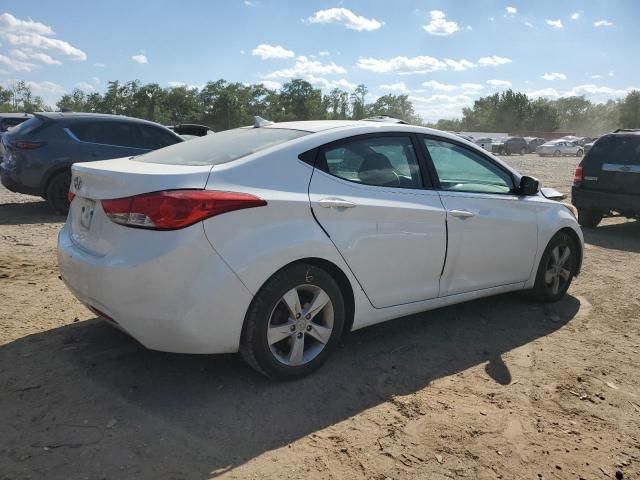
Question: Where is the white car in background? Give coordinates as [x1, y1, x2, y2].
[475, 137, 493, 152]
[58, 119, 584, 379]
[536, 140, 584, 157]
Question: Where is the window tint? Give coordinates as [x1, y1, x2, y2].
[424, 138, 513, 194]
[137, 125, 182, 149]
[1, 118, 28, 132]
[321, 136, 422, 188]
[135, 127, 309, 166]
[588, 135, 640, 165]
[71, 121, 149, 149]
[7, 117, 44, 136]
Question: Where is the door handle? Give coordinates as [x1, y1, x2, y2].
[318, 198, 357, 209]
[449, 209, 475, 219]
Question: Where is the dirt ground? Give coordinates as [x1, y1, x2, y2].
[1, 154, 639, 480]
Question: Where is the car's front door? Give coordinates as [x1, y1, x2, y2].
[421, 136, 539, 296]
[308, 134, 447, 308]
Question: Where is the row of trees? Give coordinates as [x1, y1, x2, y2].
[431, 89, 640, 135]
[2, 78, 639, 134]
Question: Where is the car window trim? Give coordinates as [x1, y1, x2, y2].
[419, 133, 519, 195]
[314, 132, 435, 190]
[64, 126, 151, 151]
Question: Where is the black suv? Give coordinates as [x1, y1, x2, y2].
[0, 113, 183, 213]
[491, 137, 528, 155]
[572, 129, 640, 227]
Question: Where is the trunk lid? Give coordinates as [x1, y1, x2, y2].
[68, 157, 213, 256]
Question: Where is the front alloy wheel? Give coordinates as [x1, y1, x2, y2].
[533, 232, 576, 302]
[240, 263, 345, 380]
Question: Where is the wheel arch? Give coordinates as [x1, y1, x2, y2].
[40, 162, 73, 196]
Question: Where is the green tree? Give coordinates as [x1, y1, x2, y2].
[619, 90, 640, 128]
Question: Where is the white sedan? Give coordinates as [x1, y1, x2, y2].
[58, 120, 584, 379]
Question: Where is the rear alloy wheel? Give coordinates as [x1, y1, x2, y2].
[554, 150, 561, 157]
[576, 149, 584, 157]
[577, 208, 602, 228]
[240, 263, 345, 380]
[46, 171, 71, 215]
[533, 232, 577, 302]
[520, 147, 527, 155]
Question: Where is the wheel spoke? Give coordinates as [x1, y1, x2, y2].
[558, 247, 571, 267]
[559, 268, 571, 281]
[307, 323, 332, 345]
[289, 335, 305, 365]
[281, 288, 302, 318]
[304, 290, 330, 321]
[551, 246, 560, 265]
[551, 274, 560, 295]
[268, 322, 295, 345]
[545, 269, 555, 284]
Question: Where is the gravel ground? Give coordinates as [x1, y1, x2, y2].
[1, 154, 639, 480]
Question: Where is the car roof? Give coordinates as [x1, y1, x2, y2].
[263, 120, 361, 133]
[0, 113, 32, 119]
[34, 112, 167, 127]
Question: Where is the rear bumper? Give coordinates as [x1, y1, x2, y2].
[57, 222, 253, 354]
[0, 168, 39, 196]
[572, 187, 640, 215]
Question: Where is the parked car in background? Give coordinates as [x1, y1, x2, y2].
[167, 123, 213, 140]
[0, 113, 183, 213]
[583, 137, 599, 153]
[536, 140, 584, 157]
[524, 137, 547, 153]
[0, 113, 32, 134]
[572, 129, 640, 227]
[491, 136, 528, 155]
[58, 120, 583, 379]
[475, 137, 493, 152]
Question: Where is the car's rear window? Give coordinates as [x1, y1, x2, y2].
[6, 117, 44, 136]
[586, 135, 640, 166]
[134, 127, 310, 166]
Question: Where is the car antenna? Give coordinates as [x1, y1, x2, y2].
[254, 116, 273, 128]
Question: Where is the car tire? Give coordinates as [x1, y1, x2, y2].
[576, 149, 584, 157]
[532, 231, 577, 302]
[240, 263, 345, 380]
[46, 171, 71, 215]
[577, 208, 602, 228]
[520, 147, 527, 155]
[553, 150, 561, 157]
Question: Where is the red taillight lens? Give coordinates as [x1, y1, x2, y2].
[14, 140, 47, 150]
[101, 190, 267, 230]
[68, 191, 76, 203]
[573, 165, 583, 187]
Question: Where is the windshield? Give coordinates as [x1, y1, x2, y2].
[135, 127, 310, 166]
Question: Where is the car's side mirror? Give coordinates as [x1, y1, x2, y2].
[518, 175, 540, 195]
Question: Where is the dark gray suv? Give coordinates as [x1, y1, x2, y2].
[0, 113, 183, 213]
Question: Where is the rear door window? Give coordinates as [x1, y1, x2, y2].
[71, 121, 146, 149]
[136, 125, 183, 150]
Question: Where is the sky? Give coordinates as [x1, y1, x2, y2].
[0, 0, 638, 122]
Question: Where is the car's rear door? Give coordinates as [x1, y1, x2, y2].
[308, 133, 447, 308]
[67, 121, 150, 160]
[421, 135, 538, 296]
[582, 135, 640, 195]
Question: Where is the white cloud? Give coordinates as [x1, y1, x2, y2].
[0, 53, 36, 72]
[608, 70, 615, 77]
[0, 13, 86, 61]
[304, 76, 355, 90]
[410, 94, 475, 122]
[251, 44, 294, 60]
[239, 49, 245, 55]
[487, 79, 512, 87]
[542, 72, 567, 81]
[265, 55, 346, 78]
[244, 0, 256, 5]
[93, 62, 105, 67]
[379, 81, 409, 92]
[565, 84, 633, 96]
[546, 19, 563, 28]
[131, 54, 148, 64]
[258, 80, 282, 90]
[357, 55, 447, 74]
[570, 12, 580, 20]
[591, 74, 602, 79]
[527, 88, 561, 98]
[318, 51, 329, 56]
[167, 81, 186, 87]
[307, 8, 383, 31]
[460, 83, 484, 94]
[10, 49, 61, 66]
[505, 6, 517, 15]
[75, 81, 96, 92]
[478, 55, 512, 67]
[594, 19, 613, 27]
[444, 58, 475, 71]
[422, 80, 457, 92]
[423, 10, 460, 36]
[524, 21, 533, 28]
[24, 80, 65, 95]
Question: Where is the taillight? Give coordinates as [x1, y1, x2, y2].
[101, 190, 267, 230]
[573, 165, 583, 187]
[68, 191, 76, 203]
[13, 140, 47, 150]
